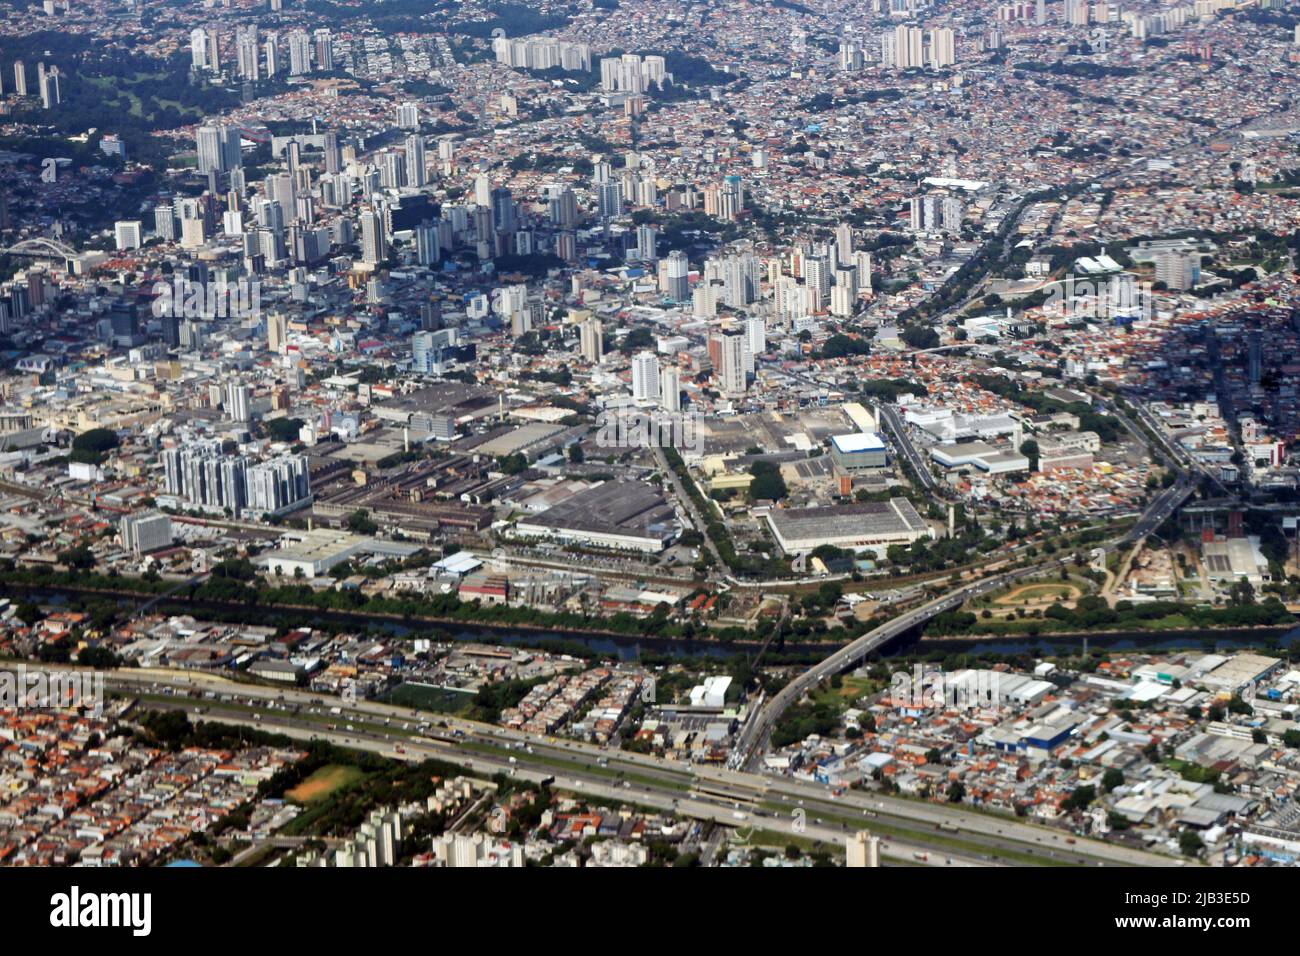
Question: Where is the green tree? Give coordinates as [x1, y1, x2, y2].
[748, 460, 788, 501]
[498, 454, 528, 476]
[346, 510, 379, 534]
[72, 428, 120, 455]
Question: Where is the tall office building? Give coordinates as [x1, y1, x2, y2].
[490, 187, 517, 233]
[190, 29, 209, 71]
[267, 311, 287, 352]
[631, 351, 661, 403]
[196, 124, 242, 174]
[246, 455, 312, 515]
[718, 331, 747, 396]
[1153, 251, 1198, 291]
[322, 133, 343, 177]
[13, 60, 26, 97]
[579, 318, 604, 364]
[37, 65, 59, 109]
[549, 188, 578, 228]
[114, 220, 143, 251]
[1247, 330, 1263, 386]
[396, 102, 420, 129]
[929, 28, 956, 68]
[265, 32, 280, 77]
[164, 442, 249, 516]
[596, 181, 624, 219]
[226, 381, 252, 422]
[660, 250, 690, 301]
[846, 830, 882, 868]
[745, 316, 766, 359]
[154, 205, 177, 240]
[660, 365, 681, 413]
[360, 207, 387, 265]
[804, 255, 830, 311]
[120, 512, 174, 555]
[314, 29, 334, 71]
[236, 25, 260, 81]
[414, 220, 439, 266]
[635, 224, 658, 262]
[287, 30, 312, 75]
[834, 222, 854, 266]
[207, 26, 222, 73]
[854, 251, 874, 293]
[411, 330, 435, 374]
[404, 134, 427, 188]
[473, 172, 492, 208]
[884, 25, 925, 68]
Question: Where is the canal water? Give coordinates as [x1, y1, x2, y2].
[18, 586, 1300, 664]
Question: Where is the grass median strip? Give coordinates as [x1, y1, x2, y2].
[457, 739, 694, 793]
[759, 800, 1078, 866]
[126, 692, 420, 742]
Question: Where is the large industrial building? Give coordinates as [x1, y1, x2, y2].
[930, 441, 1030, 475]
[466, 421, 581, 463]
[1202, 537, 1271, 587]
[512, 480, 681, 553]
[257, 528, 422, 578]
[119, 511, 174, 555]
[765, 497, 933, 556]
[372, 382, 499, 442]
[830, 432, 887, 471]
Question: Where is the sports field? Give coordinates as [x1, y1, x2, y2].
[993, 582, 1082, 606]
[285, 765, 366, 804]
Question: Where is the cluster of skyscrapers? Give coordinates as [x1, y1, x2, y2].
[599, 54, 669, 94]
[880, 25, 956, 69]
[191, 25, 333, 77]
[162, 442, 311, 517]
[909, 193, 964, 234]
[8, 60, 61, 109]
[492, 36, 592, 72]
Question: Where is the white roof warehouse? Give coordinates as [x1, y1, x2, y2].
[765, 498, 934, 557]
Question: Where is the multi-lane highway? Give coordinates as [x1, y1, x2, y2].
[1128, 479, 1194, 542]
[735, 475, 1195, 770]
[733, 556, 1071, 769]
[878, 403, 939, 493]
[172, 708, 997, 867]
[26, 662, 1187, 867]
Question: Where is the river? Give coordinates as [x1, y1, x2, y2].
[14, 584, 1300, 664]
